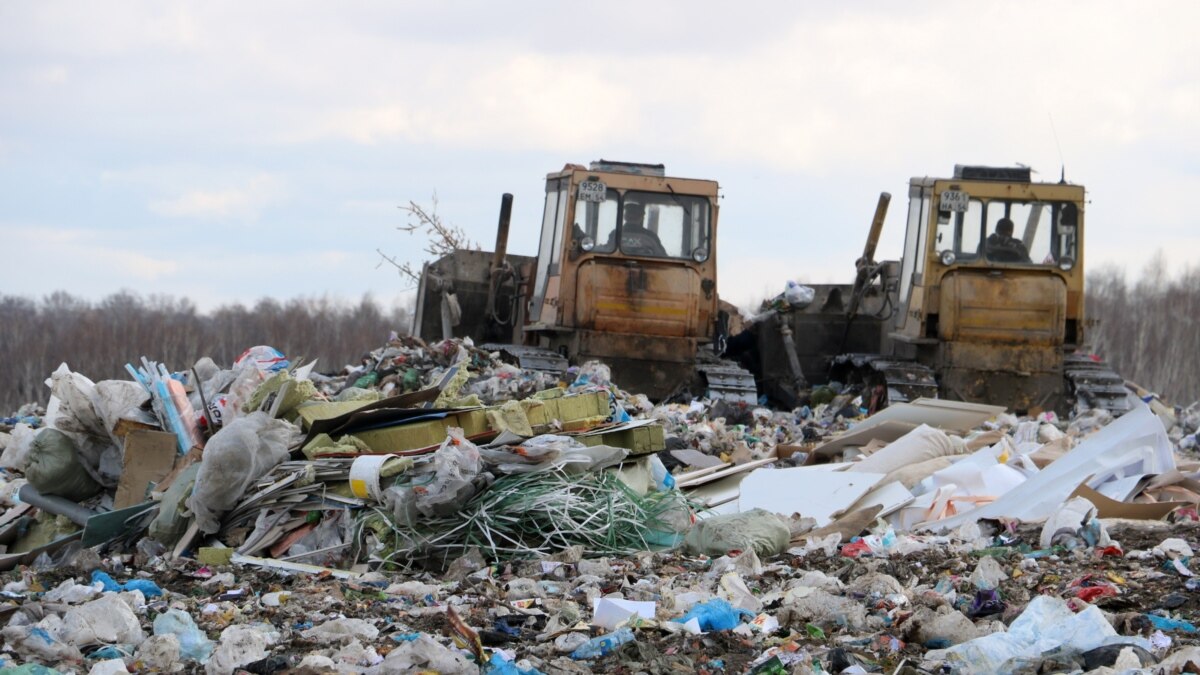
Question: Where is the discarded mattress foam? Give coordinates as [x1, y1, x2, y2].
[920, 403, 1175, 530]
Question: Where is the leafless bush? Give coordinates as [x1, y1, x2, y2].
[377, 194, 479, 284]
[0, 291, 411, 413]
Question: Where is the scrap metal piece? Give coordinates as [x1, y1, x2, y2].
[696, 361, 758, 404]
[480, 343, 568, 375]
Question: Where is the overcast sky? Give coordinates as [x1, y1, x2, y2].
[2, 2, 1197, 315]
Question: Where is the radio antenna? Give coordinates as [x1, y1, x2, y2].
[1048, 111, 1066, 182]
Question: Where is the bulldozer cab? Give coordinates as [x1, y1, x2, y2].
[527, 160, 719, 342]
[892, 165, 1087, 410]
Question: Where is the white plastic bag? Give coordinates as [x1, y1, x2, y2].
[46, 363, 123, 487]
[0, 423, 35, 470]
[926, 595, 1149, 674]
[206, 623, 280, 675]
[187, 412, 297, 533]
[784, 280, 815, 308]
[60, 593, 145, 646]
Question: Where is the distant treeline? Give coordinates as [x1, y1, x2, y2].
[1, 262, 1197, 414]
[0, 291, 411, 413]
[1086, 259, 1200, 406]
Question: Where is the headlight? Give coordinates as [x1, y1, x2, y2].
[692, 247, 710, 263]
[1059, 257, 1075, 271]
[580, 236, 595, 252]
[939, 249, 957, 266]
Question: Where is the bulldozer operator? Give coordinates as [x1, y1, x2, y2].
[984, 217, 1031, 263]
[606, 202, 668, 257]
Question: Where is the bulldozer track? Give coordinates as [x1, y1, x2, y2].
[1063, 354, 1133, 416]
[831, 353, 939, 409]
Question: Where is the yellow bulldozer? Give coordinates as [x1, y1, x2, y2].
[413, 160, 756, 402]
[414, 161, 1129, 415]
[733, 164, 1130, 416]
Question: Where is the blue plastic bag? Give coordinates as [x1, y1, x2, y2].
[91, 570, 163, 598]
[486, 652, 546, 674]
[675, 598, 753, 632]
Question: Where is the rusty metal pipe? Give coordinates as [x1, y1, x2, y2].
[485, 193, 514, 323]
[492, 193, 513, 268]
[861, 192, 891, 265]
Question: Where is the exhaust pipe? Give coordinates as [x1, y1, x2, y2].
[485, 193, 515, 333]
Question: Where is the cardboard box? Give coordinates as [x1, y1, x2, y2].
[523, 391, 609, 433]
[351, 408, 491, 453]
[341, 391, 610, 455]
[575, 423, 665, 456]
[114, 430, 178, 509]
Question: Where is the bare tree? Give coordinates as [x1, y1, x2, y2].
[377, 194, 479, 284]
[0, 292, 414, 413]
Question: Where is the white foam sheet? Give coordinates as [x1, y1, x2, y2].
[920, 403, 1175, 531]
[850, 398, 1005, 435]
[846, 480, 915, 518]
[738, 466, 885, 526]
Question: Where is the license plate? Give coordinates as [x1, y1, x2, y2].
[577, 181, 607, 203]
[940, 190, 969, 212]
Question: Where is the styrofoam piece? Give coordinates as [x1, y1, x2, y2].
[920, 403, 1175, 531]
[688, 473, 748, 518]
[845, 480, 915, 518]
[592, 598, 656, 630]
[811, 421, 918, 460]
[738, 467, 885, 526]
[852, 398, 1005, 435]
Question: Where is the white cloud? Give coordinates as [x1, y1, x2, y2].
[0, 225, 180, 283]
[3, 1, 1199, 313]
[149, 174, 284, 220]
[28, 65, 68, 85]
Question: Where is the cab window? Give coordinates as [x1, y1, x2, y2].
[616, 190, 710, 260]
[936, 198, 1077, 267]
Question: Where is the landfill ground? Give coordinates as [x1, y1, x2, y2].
[7, 519, 1200, 673]
[2, 335, 1200, 674]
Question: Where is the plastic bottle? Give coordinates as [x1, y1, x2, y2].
[569, 627, 635, 659]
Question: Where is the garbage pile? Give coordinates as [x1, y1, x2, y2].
[1, 335, 1200, 673]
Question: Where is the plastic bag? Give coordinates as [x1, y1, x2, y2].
[0, 616, 84, 665]
[25, 428, 103, 501]
[187, 412, 296, 533]
[783, 280, 815, 309]
[153, 609, 214, 662]
[206, 623, 279, 675]
[300, 617, 380, 644]
[414, 428, 484, 518]
[45, 363, 105, 440]
[371, 633, 474, 673]
[479, 435, 628, 475]
[92, 380, 152, 445]
[286, 508, 352, 567]
[0, 423, 35, 470]
[684, 509, 792, 558]
[221, 346, 289, 423]
[135, 634, 181, 671]
[927, 595, 1149, 674]
[676, 598, 754, 632]
[44, 364, 123, 487]
[60, 594, 145, 647]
